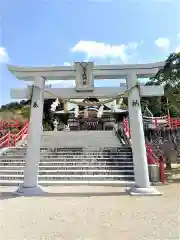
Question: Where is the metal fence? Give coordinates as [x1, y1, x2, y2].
[144, 124, 180, 164]
[123, 116, 180, 164]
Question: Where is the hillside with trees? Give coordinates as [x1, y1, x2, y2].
[0, 99, 56, 133]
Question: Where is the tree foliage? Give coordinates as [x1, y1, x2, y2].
[147, 52, 180, 117]
[153, 52, 180, 85]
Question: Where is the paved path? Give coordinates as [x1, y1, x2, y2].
[42, 131, 121, 148]
[0, 184, 179, 240]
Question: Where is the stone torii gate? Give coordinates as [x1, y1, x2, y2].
[8, 61, 165, 196]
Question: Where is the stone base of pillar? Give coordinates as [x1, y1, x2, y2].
[13, 184, 47, 196]
[126, 186, 162, 196]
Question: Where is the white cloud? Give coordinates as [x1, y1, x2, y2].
[63, 61, 71, 66]
[0, 47, 9, 63]
[47, 40, 142, 86]
[155, 37, 170, 50]
[128, 42, 139, 49]
[71, 40, 141, 63]
[175, 45, 180, 53]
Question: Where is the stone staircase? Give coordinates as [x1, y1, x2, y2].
[0, 131, 135, 185]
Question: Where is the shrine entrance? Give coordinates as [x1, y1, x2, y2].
[81, 118, 103, 130]
[64, 97, 115, 131]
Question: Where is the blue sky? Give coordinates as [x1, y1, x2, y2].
[0, 0, 180, 106]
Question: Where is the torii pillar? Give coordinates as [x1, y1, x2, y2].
[126, 73, 161, 196]
[15, 76, 46, 196]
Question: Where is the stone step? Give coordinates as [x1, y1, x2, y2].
[0, 165, 134, 170]
[8, 146, 131, 149]
[0, 175, 135, 181]
[0, 155, 133, 160]
[7, 152, 132, 155]
[0, 180, 135, 186]
[9, 147, 85, 150]
[2, 151, 133, 156]
[0, 169, 134, 175]
[0, 161, 133, 166]
[0, 158, 133, 164]
[6, 148, 132, 152]
[3, 155, 133, 159]
[8, 148, 132, 152]
[4, 153, 133, 157]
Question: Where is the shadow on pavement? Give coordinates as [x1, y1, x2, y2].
[0, 191, 128, 200]
[0, 192, 19, 200]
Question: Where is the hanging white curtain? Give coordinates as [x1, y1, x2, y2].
[118, 98, 123, 107]
[84, 107, 88, 118]
[74, 105, 79, 118]
[111, 100, 117, 112]
[51, 98, 59, 112]
[97, 105, 104, 118]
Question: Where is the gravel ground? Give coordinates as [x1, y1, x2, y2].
[0, 184, 179, 240]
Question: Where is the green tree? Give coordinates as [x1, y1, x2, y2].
[150, 52, 180, 169]
[151, 52, 180, 116]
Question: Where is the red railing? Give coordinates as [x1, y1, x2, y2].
[0, 120, 19, 130]
[123, 118, 131, 138]
[167, 117, 180, 128]
[13, 123, 29, 147]
[0, 133, 11, 148]
[0, 122, 29, 149]
[122, 117, 165, 184]
[143, 115, 180, 127]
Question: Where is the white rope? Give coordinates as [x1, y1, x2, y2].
[74, 105, 79, 118]
[31, 82, 139, 107]
[84, 107, 88, 118]
[97, 105, 104, 118]
[50, 98, 60, 112]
